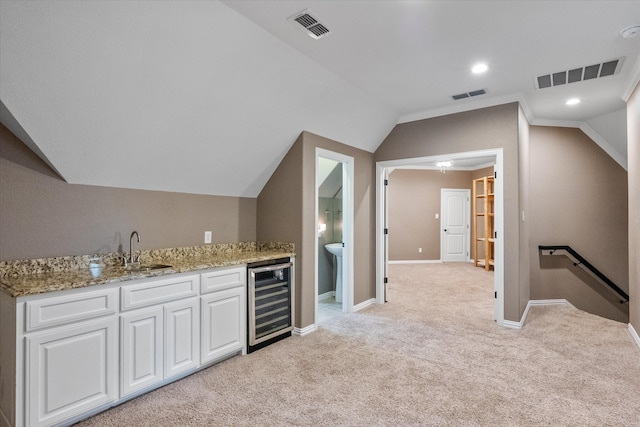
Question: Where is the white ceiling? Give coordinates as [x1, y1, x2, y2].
[1, 1, 638, 197]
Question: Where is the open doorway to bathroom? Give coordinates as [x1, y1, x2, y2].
[315, 148, 354, 324]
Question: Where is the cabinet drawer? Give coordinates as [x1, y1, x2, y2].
[25, 288, 118, 332]
[200, 266, 245, 294]
[121, 274, 199, 311]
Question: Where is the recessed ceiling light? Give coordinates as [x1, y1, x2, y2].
[621, 25, 640, 39]
[472, 63, 488, 74]
[566, 98, 581, 106]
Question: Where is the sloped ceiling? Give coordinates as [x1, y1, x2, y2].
[0, 1, 397, 197]
[1, 1, 639, 197]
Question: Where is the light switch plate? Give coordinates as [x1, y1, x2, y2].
[204, 231, 212, 244]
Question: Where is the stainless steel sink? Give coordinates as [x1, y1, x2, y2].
[126, 263, 172, 272]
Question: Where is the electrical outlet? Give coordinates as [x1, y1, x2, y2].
[204, 231, 212, 244]
[435, 213, 439, 219]
[418, 248, 422, 253]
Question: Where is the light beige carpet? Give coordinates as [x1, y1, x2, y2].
[75, 263, 640, 426]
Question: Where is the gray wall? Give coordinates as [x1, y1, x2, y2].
[375, 103, 524, 322]
[257, 131, 375, 329]
[528, 126, 628, 322]
[0, 124, 257, 261]
[628, 83, 639, 331]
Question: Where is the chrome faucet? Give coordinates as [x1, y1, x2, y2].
[128, 231, 140, 265]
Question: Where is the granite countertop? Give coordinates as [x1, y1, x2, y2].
[0, 242, 294, 298]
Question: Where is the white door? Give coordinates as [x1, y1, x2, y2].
[441, 189, 470, 262]
[120, 307, 164, 397]
[164, 298, 200, 379]
[26, 318, 117, 427]
[201, 287, 245, 364]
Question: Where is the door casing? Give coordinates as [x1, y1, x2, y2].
[376, 148, 504, 326]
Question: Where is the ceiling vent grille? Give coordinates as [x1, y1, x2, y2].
[452, 89, 487, 100]
[535, 58, 624, 89]
[289, 10, 331, 40]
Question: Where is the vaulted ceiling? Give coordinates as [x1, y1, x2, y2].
[1, 1, 638, 197]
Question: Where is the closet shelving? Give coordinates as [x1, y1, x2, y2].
[473, 176, 494, 271]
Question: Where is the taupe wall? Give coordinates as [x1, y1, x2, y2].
[375, 103, 523, 322]
[0, 124, 256, 261]
[528, 126, 628, 322]
[628, 83, 640, 331]
[256, 134, 305, 325]
[257, 131, 375, 329]
[387, 169, 473, 261]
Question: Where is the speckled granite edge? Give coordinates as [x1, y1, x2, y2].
[0, 242, 295, 298]
[0, 242, 294, 277]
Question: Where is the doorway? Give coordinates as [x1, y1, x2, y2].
[376, 149, 504, 325]
[441, 189, 470, 263]
[315, 148, 354, 324]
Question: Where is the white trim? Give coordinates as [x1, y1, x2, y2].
[388, 260, 443, 264]
[623, 54, 640, 102]
[530, 118, 583, 128]
[293, 324, 317, 336]
[392, 162, 495, 172]
[628, 324, 640, 349]
[315, 148, 355, 328]
[579, 122, 628, 170]
[318, 291, 335, 302]
[376, 148, 504, 327]
[398, 93, 525, 124]
[503, 299, 575, 329]
[353, 298, 376, 312]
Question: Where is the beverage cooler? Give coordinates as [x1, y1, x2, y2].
[246, 257, 294, 353]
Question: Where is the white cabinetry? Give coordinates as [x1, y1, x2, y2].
[200, 266, 246, 364]
[164, 298, 200, 378]
[120, 306, 163, 396]
[21, 289, 119, 427]
[120, 274, 200, 398]
[0, 264, 250, 427]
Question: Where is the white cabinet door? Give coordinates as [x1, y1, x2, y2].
[164, 298, 200, 379]
[25, 318, 117, 427]
[201, 287, 245, 364]
[120, 307, 163, 397]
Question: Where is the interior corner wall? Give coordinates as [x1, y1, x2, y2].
[387, 169, 473, 261]
[0, 125, 257, 261]
[257, 131, 376, 329]
[518, 106, 531, 318]
[628, 82, 640, 331]
[528, 125, 629, 322]
[374, 103, 522, 322]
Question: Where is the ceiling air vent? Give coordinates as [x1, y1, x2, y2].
[289, 10, 331, 40]
[452, 89, 487, 101]
[535, 58, 624, 89]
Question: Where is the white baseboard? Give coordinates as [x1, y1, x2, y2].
[503, 299, 574, 330]
[293, 324, 316, 336]
[388, 260, 443, 264]
[353, 298, 376, 312]
[318, 291, 335, 302]
[628, 323, 640, 349]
